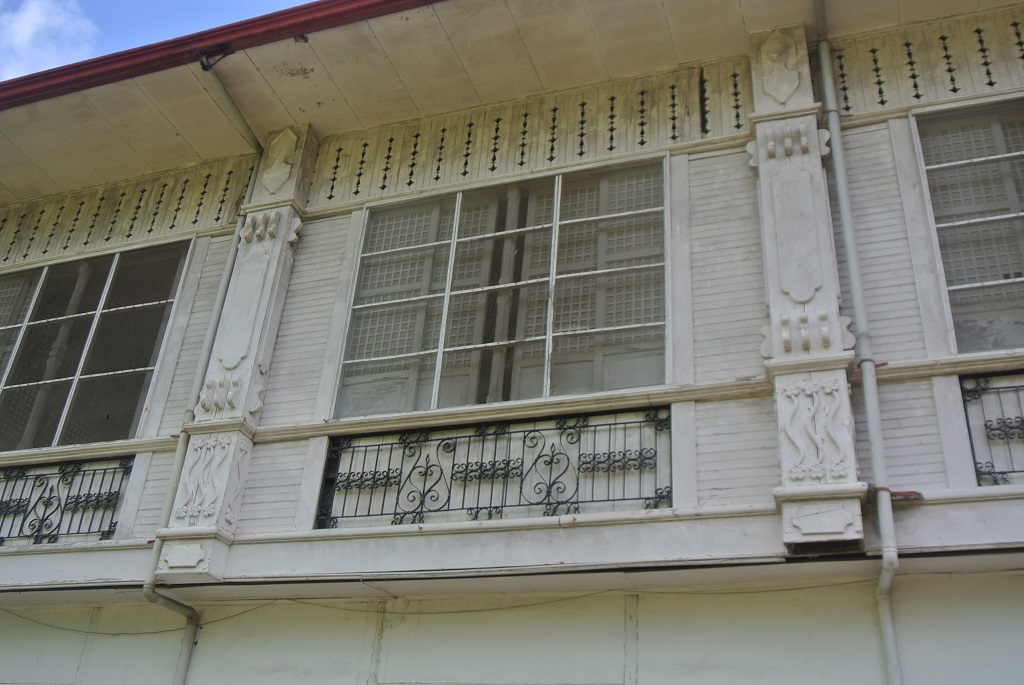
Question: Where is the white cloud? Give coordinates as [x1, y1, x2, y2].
[0, 0, 98, 80]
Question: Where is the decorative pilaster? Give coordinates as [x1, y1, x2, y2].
[748, 26, 866, 552]
[158, 125, 320, 581]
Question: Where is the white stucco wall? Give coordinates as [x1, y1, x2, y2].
[3, 575, 1022, 684]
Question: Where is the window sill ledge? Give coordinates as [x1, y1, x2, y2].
[0, 436, 178, 466]
[255, 379, 774, 444]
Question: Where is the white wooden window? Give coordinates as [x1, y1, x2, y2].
[0, 243, 188, 450]
[918, 104, 1024, 352]
[337, 162, 666, 416]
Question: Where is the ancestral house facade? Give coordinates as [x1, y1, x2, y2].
[0, 1, 1023, 683]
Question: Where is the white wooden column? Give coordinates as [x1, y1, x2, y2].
[748, 27, 867, 552]
[158, 125, 320, 581]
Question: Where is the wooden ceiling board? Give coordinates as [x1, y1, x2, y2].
[31, 92, 154, 184]
[82, 81, 181, 178]
[506, 0, 609, 89]
[738, 0, 816, 33]
[824, 0, 899, 35]
[582, 0, 679, 78]
[898, 0, 983, 22]
[134, 65, 252, 161]
[0, 105, 99, 191]
[663, 0, 747, 63]
[307, 22, 421, 127]
[368, 6, 481, 116]
[244, 39, 361, 135]
[0, 133, 59, 199]
[433, 0, 544, 102]
[212, 51, 297, 143]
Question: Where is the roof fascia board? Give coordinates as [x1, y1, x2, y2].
[0, 0, 434, 112]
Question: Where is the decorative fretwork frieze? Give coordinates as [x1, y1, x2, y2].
[0, 156, 256, 268]
[316, 408, 672, 527]
[307, 60, 752, 208]
[0, 457, 132, 545]
[826, 7, 1024, 116]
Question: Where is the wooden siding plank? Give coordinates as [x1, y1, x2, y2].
[158, 236, 231, 434]
[832, 125, 926, 362]
[852, 380, 948, 490]
[236, 441, 311, 533]
[261, 217, 350, 426]
[697, 397, 779, 507]
[688, 151, 767, 385]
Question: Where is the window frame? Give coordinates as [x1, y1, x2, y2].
[0, 238, 195, 453]
[333, 155, 672, 419]
[911, 96, 1024, 356]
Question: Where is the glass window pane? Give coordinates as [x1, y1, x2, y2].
[561, 164, 662, 220]
[337, 357, 436, 416]
[950, 282, 1024, 352]
[6, 318, 93, 384]
[437, 340, 545, 407]
[58, 372, 150, 445]
[104, 243, 186, 309]
[0, 330, 18, 378]
[554, 270, 664, 333]
[346, 299, 443, 361]
[557, 215, 663, 275]
[363, 200, 454, 253]
[30, 255, 112, 321]
[82, 303, 172, 374]
[445, 284, 547, 349]
[0, 381, 72, 450]
[0, 271, 38, 328]
[551, 329, 665, 396]
[355, 246, 449, 306]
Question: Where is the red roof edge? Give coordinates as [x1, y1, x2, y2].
[0, 0, 434, 112]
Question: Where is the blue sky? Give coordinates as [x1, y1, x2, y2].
[0, 0, 309, 81]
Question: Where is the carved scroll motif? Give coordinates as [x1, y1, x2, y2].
[763, 309, 855, 358]
[197, 374, 241, 415]
[780, 379, 853, 483]
[175, 434, 235, 525]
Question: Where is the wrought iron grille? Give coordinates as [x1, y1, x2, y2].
[0, 457, 132, 544]
[317, 408, 671, 527]
[962, 374, 1024, 485]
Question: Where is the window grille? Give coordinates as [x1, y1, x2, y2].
[918, 105, 1024, 352]
[961, 372, 1024, 485]
[336, 163, 666, 417]
[317, 408, 671, 527]
[0, 243, 187, 451]
[0, 456, 132, 544]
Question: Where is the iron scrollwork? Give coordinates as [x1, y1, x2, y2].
[0, 457, 132, 545]
[960, 373, 1024, 485]
[317, 408, 672, 527]
[392, 431, 451, 525]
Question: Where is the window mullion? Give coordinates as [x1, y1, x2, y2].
[51, 253, 120, 447]
[430, 192, 463, 410]
[0, 266, 47, 393]
[543, 175, 563, 398]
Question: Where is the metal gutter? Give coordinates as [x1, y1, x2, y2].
[814, 2, 904, 683]
[0, 0, 433, 112]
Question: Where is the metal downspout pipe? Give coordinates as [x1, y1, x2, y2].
[813, 3, 903, 683]
[142, 57, 263, 685]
